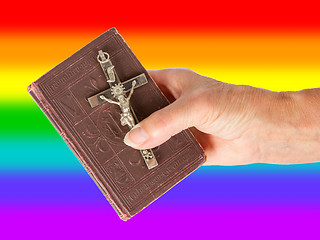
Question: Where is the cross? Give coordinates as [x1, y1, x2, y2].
[87, 50, 158, 169]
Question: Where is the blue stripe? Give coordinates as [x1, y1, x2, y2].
[1, 170, 319, 206]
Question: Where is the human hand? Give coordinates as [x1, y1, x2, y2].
[124, 68, 320, 165]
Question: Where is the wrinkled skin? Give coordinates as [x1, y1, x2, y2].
[124, 68, 320, 165]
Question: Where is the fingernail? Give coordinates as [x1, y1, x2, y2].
[124, 125, 149, 147]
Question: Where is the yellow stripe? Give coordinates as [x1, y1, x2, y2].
[1, 32, 319, 101]
[1, 66, 319, 102]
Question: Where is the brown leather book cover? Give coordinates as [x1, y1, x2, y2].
[27, 28, 206, 220]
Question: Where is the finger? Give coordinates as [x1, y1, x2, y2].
[149, 68, 200, 99]
[124, 96, 198, 149]
[148, 69, 179, 103]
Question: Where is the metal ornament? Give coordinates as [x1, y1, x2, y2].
[87, 50, 158, 169]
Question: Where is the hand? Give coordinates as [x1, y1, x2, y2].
[124, 68, 320, 165]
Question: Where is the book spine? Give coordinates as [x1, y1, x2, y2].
[27, 83, 131, 220]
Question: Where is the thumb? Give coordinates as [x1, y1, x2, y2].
[124, 97, 196, 149]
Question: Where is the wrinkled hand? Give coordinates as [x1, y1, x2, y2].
[124, 68, 320, 165]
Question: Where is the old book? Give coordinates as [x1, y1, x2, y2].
[27, 28, 206, 220]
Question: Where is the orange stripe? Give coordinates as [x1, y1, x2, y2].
[1, 31, 319, 68]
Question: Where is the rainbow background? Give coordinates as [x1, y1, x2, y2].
[1, 1, 320, 239]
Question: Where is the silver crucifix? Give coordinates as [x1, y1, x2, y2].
[87, 50, 158, 169]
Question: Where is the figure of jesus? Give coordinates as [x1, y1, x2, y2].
[100, 80, 137, 129]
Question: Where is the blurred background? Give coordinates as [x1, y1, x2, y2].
[0, 1, 319, 239]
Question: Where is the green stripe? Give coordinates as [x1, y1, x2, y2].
[0, 102, 58, 138]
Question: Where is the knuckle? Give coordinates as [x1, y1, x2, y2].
[187, 89, 213, 125]
[150, 109, 171, 131]
[189, 88, 211, 107]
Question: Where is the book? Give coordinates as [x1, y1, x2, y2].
[27, 28, 206, 220]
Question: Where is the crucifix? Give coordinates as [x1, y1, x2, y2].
[87, 50, 158, 169]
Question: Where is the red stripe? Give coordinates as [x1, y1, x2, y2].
[1, 0, 320, 30]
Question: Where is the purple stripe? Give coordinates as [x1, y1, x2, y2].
[1, 206, 319, 239]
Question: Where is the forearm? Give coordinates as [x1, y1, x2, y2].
[256, 88, 320, 164]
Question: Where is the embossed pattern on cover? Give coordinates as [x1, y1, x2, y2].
[27, 28, 206, 220]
